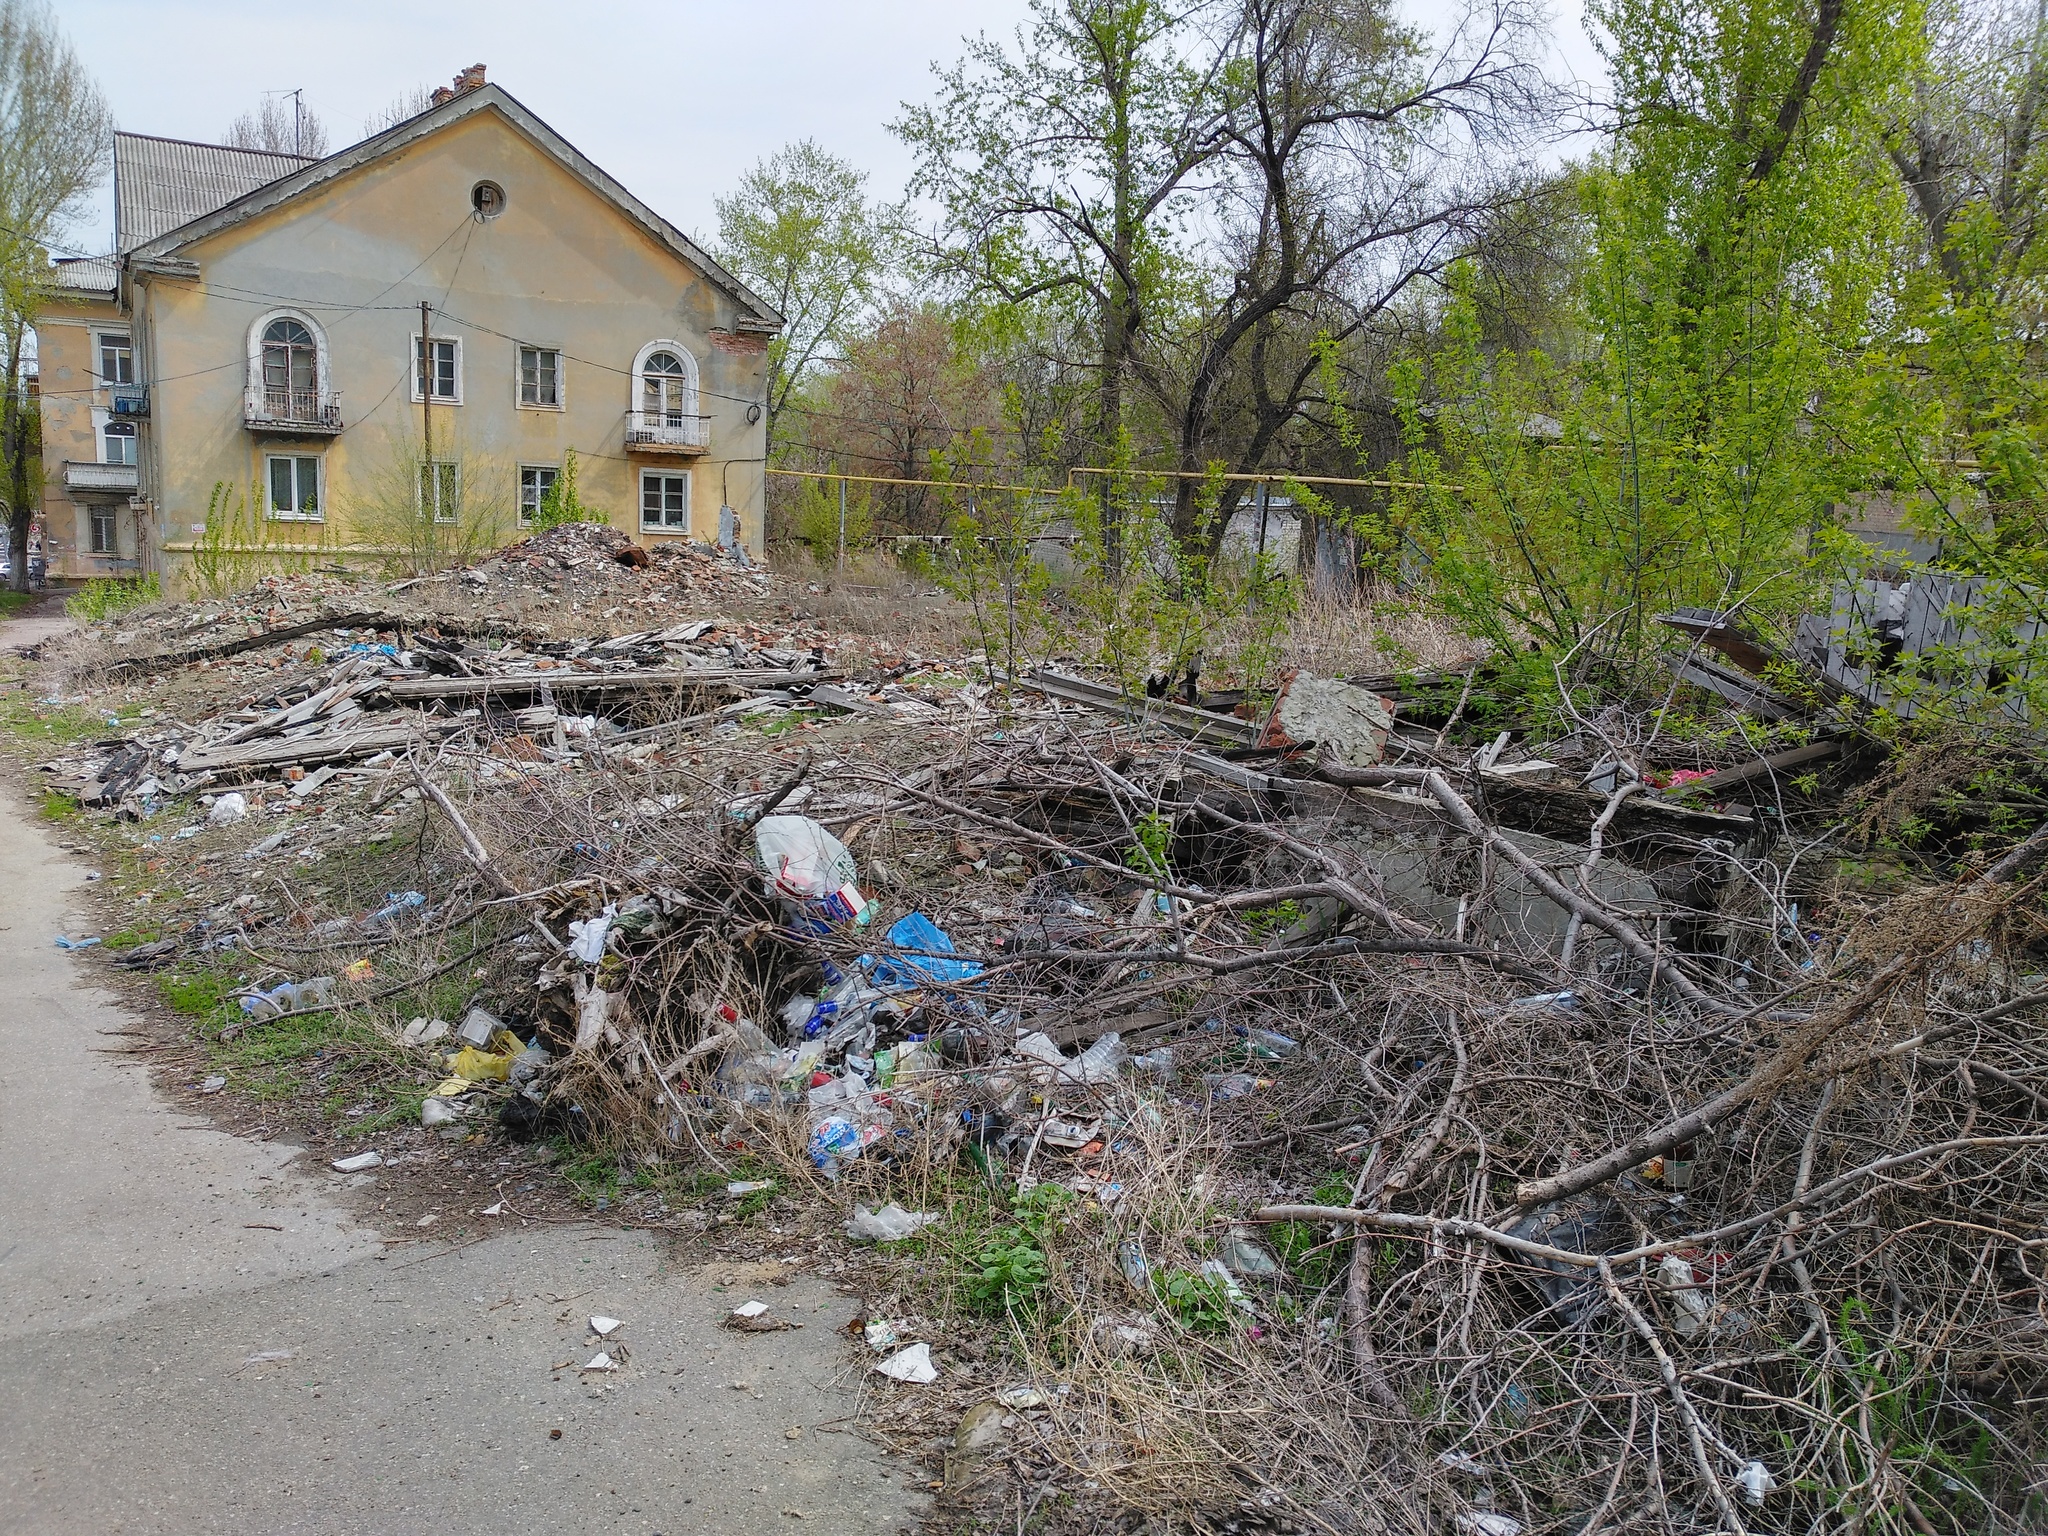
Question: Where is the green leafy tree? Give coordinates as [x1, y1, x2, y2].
[714, 140, 890, 449]
[897, 0, 1232, 577]
[1382, 0, 1914, 691]
[529, 447, 592, 532]
[0, 0, 111, 591]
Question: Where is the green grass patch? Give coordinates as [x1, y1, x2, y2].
[0, 590, 37, 616]
[207, 1007, 396, 1103]
[159, 970, 235, 1017]
[559, 1146, 625, 1203]
[66, 573, 162, 622]
[38, 790, 81, 821]
[102, 926, 161, 952]
[337, 1081, 431, 1138]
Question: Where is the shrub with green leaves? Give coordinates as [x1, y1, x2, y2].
[67, 573, 161, 622]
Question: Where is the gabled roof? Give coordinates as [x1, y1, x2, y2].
[125, 85, 784, 330]
[51, 255, 117, 294]
[114, 133, 314, 251]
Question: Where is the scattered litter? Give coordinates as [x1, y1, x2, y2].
[207, 792, 247, 825]
[862, 1318, 903, 1353]
[52, 934, 101, 949]
[330, 1150, 383, 1172]
[1737, 1461, 1777, 1506]
[403, 1016, 451, 1045]
[581, 1352, 618, 1373]
[198, 1074, 226, 1094]
[874, 1341, 938, 1384]
[845, 1202, 940, 1242]
[588, 1315, 623, 1337]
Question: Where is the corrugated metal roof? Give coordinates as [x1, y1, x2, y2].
[114, 132, 314, 250]
[50, 255, 116, 292]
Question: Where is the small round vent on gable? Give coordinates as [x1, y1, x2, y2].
[471, 180, 506, 220]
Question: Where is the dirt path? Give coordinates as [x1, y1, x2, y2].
[0, 800, 922, 1535]
[0, 596, 74, 655]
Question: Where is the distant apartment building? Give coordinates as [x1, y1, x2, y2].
[34, 66, 782, 588]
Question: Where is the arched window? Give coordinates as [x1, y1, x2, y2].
[641, 350, 688, 420]
[261, 318, 317, 413]
[245, 310, 334, 429]
[627, 340, 702, 449]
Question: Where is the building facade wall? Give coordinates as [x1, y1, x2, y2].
[33, 293, 148, 579]
[46, 107, 770, 593]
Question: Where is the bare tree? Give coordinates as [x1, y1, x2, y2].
[899, 0, 1239, 576]
[223, 92, 328, 158]
[363, 87, 435, 139]
[1890, 0, 2048, 303]
[1165, 0, 1553, 562]
[0, 0, 111, 592]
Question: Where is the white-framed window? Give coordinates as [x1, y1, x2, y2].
[102, 419, 137, 466]
[519, 464, 558, 524]
[418, 459, 460, 523]
[640, 469, 689, 531]
[628, 339, 701, 445]
[89, 506, 117, 554]
[99, 334, 134, 387]
[518, 345, 561, 408]
[266, 453, 323, 520]
[412, 336, 462, 403]
[246, 310, 332, 423]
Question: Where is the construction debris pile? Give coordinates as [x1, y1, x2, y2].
[18, 561, 2048, 1535]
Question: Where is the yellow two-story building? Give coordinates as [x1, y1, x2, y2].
[35, 65, 782, 590]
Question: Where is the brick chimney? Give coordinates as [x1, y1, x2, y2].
[430, 65, 487, 107]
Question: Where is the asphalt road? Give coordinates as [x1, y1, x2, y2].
[0, 788, 923, 1535]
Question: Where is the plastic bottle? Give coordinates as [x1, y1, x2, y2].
[1237, 1026, 1299, 1061]
[1068, 1031, 1128, 1082]
[1132, 1047, 1177, 1086]
[808, 1116, 860, 1173]
[1202, 1071, 1263, 1102]
[1116, 1240, 1149, 1287]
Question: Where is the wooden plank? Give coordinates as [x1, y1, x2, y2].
[1672, 657, 1806, 721]
[1656, 609, 1780, 676]
[102, 611, 390, 680]
[379, 667, 824, 703]
[1674, 740, 1841, 796]
[1022, 669, 1261, 745]
[175, 718, 464, 773]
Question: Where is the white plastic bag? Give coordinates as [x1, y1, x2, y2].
[1657, 1252, 1711, 1339]
[567, 903, 617, 964]
[875, 1341, 938, 1384]
[755, 815, 867, 921]
[1737, 1461, 1777, 1506]
[847, 1202, 940, 1242]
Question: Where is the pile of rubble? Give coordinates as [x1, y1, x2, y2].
[17, 563, 2048, 1534]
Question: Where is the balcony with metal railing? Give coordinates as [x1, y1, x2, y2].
[245, 385, 342, 435]
[624, 408, 709, 453]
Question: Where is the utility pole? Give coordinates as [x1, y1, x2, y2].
[291, 89, 304, 156]
[419, 301, 433, 514]
[1254, 478, 1269, 561]
[837, 471, 847, 572]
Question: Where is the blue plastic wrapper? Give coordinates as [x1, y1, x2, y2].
[868, 913, 983, 989]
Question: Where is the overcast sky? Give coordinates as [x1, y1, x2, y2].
[55, 0, 1603, 258]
